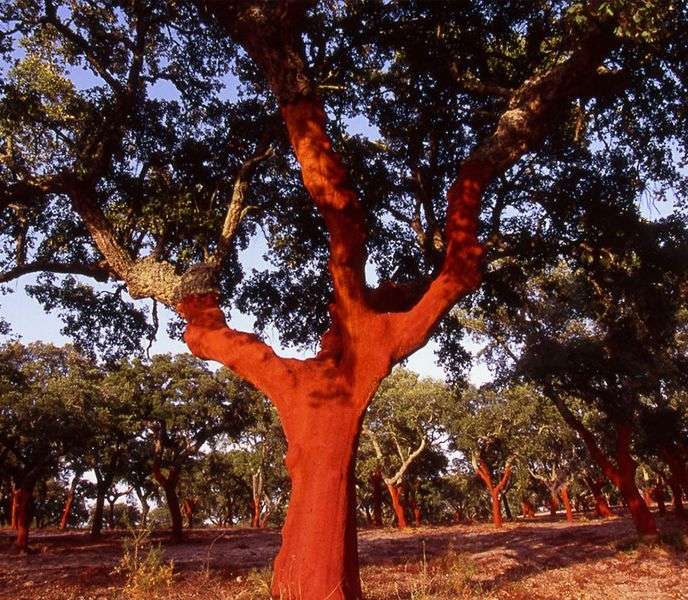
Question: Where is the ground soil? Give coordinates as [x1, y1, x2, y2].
[1, 511, 686, 599]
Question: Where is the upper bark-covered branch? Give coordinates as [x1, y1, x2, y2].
[195, 1, 369, 310]
[389, 24, 618, 361]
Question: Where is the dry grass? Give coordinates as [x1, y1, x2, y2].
[1, 512, 687, 600]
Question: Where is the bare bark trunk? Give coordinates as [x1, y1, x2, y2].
[586, 477, 613, 518]
[90, 485, 106, 538]
[271, 404, 365, 600]
[13, 485, 34, 552]
[560, 485, 574, 522]
[370, 466, 383, 527]
[615, 426, 657, 539]
[521, 499, 535, 518]
[387, 483, 408, 529]
[490, 491, 503, 527]
[502, 492, 513, 521]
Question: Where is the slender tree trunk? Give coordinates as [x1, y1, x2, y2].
[662, 448, 687, 518]
[10, 485, 19, 530]
[90, 485, 106, 538]
[560, 485, 574, 522]
[668, 479, 685, 517]
[153, 466, 183, 541]
[13, 485, 34, 552]
[59, 491, 75, 530]
[548, 492, 559, 518]
[251, 497, 261, 528]
[586, 476, 613, 518]
[521, 499, 535, 518]
[548, 396, 655, 537]
[107, 500, 116, 529]
[59, 474, 80, 530]
[502, 493, 513, 521]
[387, 483, 408, 529]
[162, 483, 183, 542]
[490, 491, 503, 527]
[370, 466, 383, 527]
[615, 426, 657, 539]
[643, 487, 653, 508]
[409, 482, 422, 526]
[182, 498, 195, 529]
[271, 404, 365, 600]
[135, 487, 150, 526]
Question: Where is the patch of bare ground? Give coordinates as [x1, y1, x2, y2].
[0, 512, 686, 599]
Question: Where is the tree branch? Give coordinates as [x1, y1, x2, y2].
[0, 260, 110, 284]
[389, 24, 619, 361]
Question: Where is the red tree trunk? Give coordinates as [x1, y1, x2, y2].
[182, 498, 195, 529]
[560, 485, 574, 522]
[162, 483, 183, 541]
[521, 499, 535, 518]
[491, 491, 503, 527]
[251, 497, 261, 528]
[387, 483, 408, 529]
[13, 486, 34, 552]
[548, 492, 559, 518]
[59, 491, 75, 530]
[10, 486, 19, 530]
[585, 476, 613, 518]
[615, 427, 657, 539]
[370, 467, 383, 527]
[271, 405, 365, 600]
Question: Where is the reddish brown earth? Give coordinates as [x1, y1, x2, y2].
[1, 512, 686, 599]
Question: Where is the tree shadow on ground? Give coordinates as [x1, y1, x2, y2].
[357, 511, 688, 590]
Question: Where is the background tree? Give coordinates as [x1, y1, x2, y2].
[361, 368, 449, 528]
[105, 354, 256, 541]
[0, 342, 94, 550]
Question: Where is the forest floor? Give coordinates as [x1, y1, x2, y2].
[1, 511, 687, 600]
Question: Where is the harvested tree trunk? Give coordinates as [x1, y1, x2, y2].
[13, 485, 34, 552]
[387, 483, 408, 529]
[370, 467, 383, 527]
[182, 498, 196, 528]
[521, 499, 536, 518]
[548, 493, 559, 518]
[615, 426, 657, 539]
[560, 485, 574, 522]
[473, 456, 512, 528]
[585, 476, 613, 518]
[59, 482, 77, 530]
[409, 482, 422, 526]
[549, 394, 656, 537]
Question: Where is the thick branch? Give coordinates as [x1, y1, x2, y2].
[389, 26, 618, 360]
[209, 145, 274, 268]
[0, 261, 109, 284]
[384, 436, 426, 487]
[197, 1, 368, 309]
